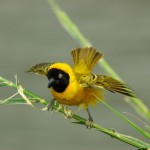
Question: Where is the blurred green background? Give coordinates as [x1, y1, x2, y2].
[0, 0, 150, 150]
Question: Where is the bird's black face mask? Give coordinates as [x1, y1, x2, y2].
[47, 68, 69, 93]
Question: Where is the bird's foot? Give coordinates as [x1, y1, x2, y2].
[86, 117, 94, 129]
[86, 108, 94, 129]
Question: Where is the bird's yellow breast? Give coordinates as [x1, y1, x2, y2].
[49, 63, 102, 108]
[50, 79, 84, 106]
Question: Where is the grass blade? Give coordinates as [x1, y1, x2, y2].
[0, 98, 27, 105]
[93, 94, 150, 139]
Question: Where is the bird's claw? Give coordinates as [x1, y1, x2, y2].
[86, 119, 94, 129]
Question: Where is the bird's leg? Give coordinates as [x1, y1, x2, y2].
[86, 108, 94, 128]
[47, 98, 55, 111]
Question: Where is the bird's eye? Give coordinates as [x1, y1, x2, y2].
[58, 73, 63, 79]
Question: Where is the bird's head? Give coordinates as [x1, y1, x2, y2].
[26, 63, 71, 93]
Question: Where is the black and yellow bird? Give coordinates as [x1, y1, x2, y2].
[27, 47, 136, 126]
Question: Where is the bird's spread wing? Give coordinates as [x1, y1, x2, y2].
[94, 75, 136, 97]
[79, 74, 136, 97]
[26, 63, 53, 76]
[71, 47, 103, 75]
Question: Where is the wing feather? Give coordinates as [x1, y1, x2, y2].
[95, 75, 136, 97]
[71, 47, 103, 75]
[26, 63, 53, 76]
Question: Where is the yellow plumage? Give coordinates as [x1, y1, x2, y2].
[27, 47, 136, 124]
[48, 62, 103, 108]
[71, 47, 103, 75]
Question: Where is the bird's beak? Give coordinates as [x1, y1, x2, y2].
[47, 78, 55, 88]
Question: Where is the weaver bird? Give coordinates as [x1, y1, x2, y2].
[27, 47, 136, 127]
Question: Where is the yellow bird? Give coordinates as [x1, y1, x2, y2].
[27, 47, 136, 126]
